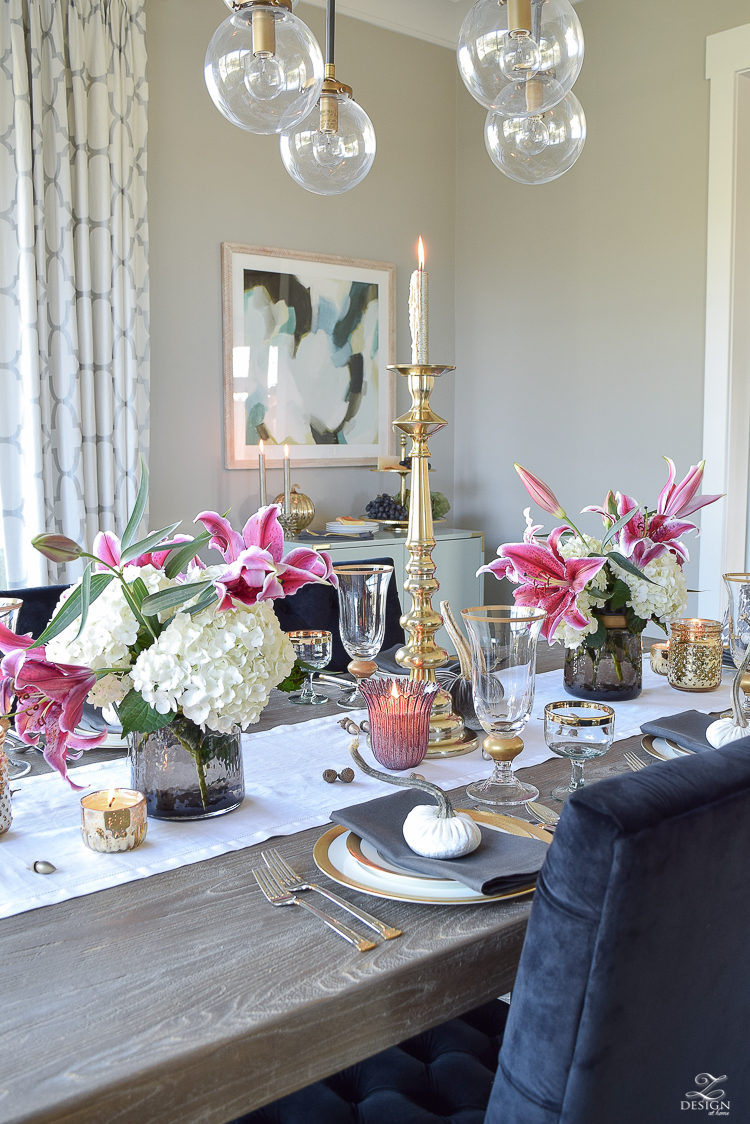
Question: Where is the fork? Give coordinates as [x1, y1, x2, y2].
[253, 866, 377, 952]
[263, 848, 402, 940]
[624, 750, 648, 771]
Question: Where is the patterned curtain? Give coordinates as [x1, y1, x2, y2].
[0, 0, 149, 588]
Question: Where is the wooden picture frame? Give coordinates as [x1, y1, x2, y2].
[222, 243, 396, 469]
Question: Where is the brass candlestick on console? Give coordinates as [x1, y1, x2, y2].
[387, 362, 478, 757]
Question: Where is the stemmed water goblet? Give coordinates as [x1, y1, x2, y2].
[334, 564, 393, 710]
[287, 631, 333, 706]
[724, 574, 750, 715]
[544, 701, 615, 803]
[461, 605, 546, 807]
[0, 598, 31, 779]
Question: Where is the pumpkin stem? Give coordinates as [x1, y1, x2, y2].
[440, 600, 473, 680]
[339, 719, 455, 818]
[731, 642, 750, 728]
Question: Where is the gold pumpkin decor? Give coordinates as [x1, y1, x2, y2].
[273, 485, 315, 535]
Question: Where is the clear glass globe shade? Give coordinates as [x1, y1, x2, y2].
[458, 0, 584, 116]
[205, 6, 324, 135]
[222, 0, 300, 8]
[498, 32, 541, 83]
[280, 95, 376, 195]
[484, 90, 586, 184]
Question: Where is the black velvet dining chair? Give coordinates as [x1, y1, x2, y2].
[0, 585, 69, 639]
[231, 741, 750, 1124]
[273, 556, 405, 673]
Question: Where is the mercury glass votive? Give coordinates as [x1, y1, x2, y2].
[650, 642, 670, 676]
[359, 678, 439, 770]
[80, 788, 148, 853]
[668, 619, 723, 692]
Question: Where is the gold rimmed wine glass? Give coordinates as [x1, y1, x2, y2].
[287, 630, 333, 706]
[334, 564, 393, 710]
[544, 701, 615, 803]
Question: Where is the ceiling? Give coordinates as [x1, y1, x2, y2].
[301, 0, 581, 50]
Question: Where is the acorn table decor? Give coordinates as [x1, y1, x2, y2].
[273, 485, 315, 536]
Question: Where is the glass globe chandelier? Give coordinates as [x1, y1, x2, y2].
[458, 0, 584, 117]
[458, 0, 586, 184]
[484, 89, 586, 184]
[280, 0, 376, 195]
[205, 0, 324, 135]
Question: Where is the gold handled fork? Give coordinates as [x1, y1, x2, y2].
[624, 750, 648, 772]
[263, 848, 402, 940]
[253, 866, 377, 952]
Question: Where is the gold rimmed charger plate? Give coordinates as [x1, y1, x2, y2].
[641, 734, 693, 761]
[313, 809, 550, 906]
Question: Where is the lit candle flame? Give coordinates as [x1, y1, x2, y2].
[284, 443, 289, 457]
[418, 236, 425, 271]
[391, 681, 400, 699]
[107, 783, 117, 808]
[259, 438, 264, 452]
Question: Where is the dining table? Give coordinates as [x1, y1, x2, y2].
[0, 641, 694, 1124]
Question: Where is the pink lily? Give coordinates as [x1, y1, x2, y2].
[0, 624, 106, 787]
[92, 531, 202, 573]
[657, 458, 723, 519]
[198, 505, 337, 610]
[514, 464, 566, 519]
[479, 533, 605, 642]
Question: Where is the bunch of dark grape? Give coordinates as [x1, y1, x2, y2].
[366, 493, 407, 521]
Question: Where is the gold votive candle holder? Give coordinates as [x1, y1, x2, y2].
[667, 619, 723, 692]
[81, 788, 147, 853]
[650, 642, 670, 676]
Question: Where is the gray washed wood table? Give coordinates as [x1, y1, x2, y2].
[0, 646, 666, 1124]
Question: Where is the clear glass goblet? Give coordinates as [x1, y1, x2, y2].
[0, 598, 32, 780]
[544, 701, 615, 803]
[287, 630, 332, 706]
[724, 574, 750, 716]
[461, 605, 546, 807]
[334, 564, 393, 710]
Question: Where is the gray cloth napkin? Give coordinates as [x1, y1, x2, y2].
[331, 788, 550, 896]
[641, 710, 750, 753]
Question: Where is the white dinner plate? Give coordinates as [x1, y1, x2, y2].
[641, 735, 693, 761]
[312, 810, 550, 905]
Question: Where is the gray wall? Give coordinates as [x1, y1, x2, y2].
[146, 0, 457, 533]
[453, 0, 750, 611]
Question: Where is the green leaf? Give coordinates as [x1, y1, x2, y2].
[140, 580, 214, 617]
[187, 588, 219, 617]
[601, 503, 643, 548]
[606, 551, 657, 585]
[276, 661, 306, 694]
[30, 573, 114, 648]
[120, 522, 182, 565]
[130, 576, 162, 636]
[121, 458, 149, 551]
[74, 562, 93, 641]
[625, 608, 649, 634]
[607, 578, 632, 612]
[583, 618, 607, 650]
[164, 531, 212, 580]
[116, 689, 174, 737]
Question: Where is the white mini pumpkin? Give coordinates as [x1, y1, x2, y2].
[706, 718, 750, 749]
[403, 805, 481, 858]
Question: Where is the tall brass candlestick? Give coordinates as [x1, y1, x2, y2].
[387, 363, 478, 756]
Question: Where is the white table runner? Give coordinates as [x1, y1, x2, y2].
[0, 666, 734, 919]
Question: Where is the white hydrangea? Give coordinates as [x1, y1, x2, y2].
[611, 550, 687, 625]
[46, 564, 174, 708]
[549, 532, 687, 647]
[130, 599, 295, 732]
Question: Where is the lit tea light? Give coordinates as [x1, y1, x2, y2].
[359, 678, 438, 771]
[80, 787, 147, 853]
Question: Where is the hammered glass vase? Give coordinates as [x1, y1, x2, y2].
[564, 625, 642, 702]
[131, 716, 245, 821]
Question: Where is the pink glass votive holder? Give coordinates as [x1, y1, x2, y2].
[359, 678, 439, 770]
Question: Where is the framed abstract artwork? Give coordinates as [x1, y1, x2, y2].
[222, 243, 396, 469]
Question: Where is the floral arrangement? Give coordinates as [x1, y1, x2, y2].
[0, 464, 335, 786]
[481, 459, 722, 648]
